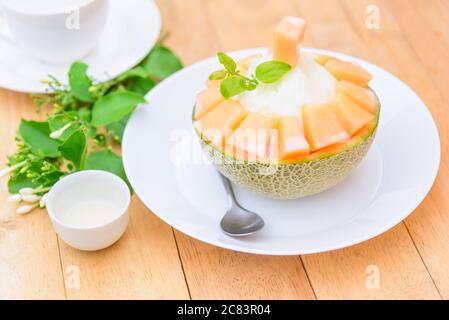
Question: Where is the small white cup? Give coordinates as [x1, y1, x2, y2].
[0, 0, 109, 63]
[46, 170, 131, 251]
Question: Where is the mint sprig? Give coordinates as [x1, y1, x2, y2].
[209, 52, 292, 99]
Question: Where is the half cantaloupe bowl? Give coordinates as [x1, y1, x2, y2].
[192, 17, 380, 199]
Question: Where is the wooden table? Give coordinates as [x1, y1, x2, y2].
[1, 0, 448, 300]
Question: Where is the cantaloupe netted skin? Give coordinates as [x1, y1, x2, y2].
[199, 129, 376, 199]
[193, 88, 380, 199]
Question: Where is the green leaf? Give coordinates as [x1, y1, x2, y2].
[217, 52, 237, 73]
[69, 62, 94, 102]
[107, 114, 130, 142]
[255, 61, 292, 84]
[19, 120, 61, 158]
[220, 76, 246, 99]
[85, 150, 131, 189]
[78, 107, 91, 122]
[142, 44, 183, 80]
[7, 161, 64, 194]
[58, 130, 87, 170]
[8, 173, 40, 194]
[116, 67, 148, 82]
[208, 70, 227, 81]
[127, 77, 156, 95]
[48, 113, 80, 141]
[241, 79, 258, 90]
[39, 169, 65, 186]
[91, 91, 146, 127]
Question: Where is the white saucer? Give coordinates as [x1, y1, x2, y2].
[122, 48, 441, 255]
[0, 0, 161, 93]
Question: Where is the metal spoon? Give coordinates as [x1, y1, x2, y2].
[219, 173, 265, 237]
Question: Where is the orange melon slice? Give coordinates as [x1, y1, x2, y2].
[194, 100, 247, 147]
[194, 82, 224, 120]
[336, 80, 377, 114]
[278, 116, 310, 161]
[205, 79, 219, 87]
[333, 93, 375, 136]
[314, 54, 339, 66]
[302, 104, 350, 151]
[273, 16, 306, 67]
[237, 54, 262, 75]
[325, 59, 372, 87]
[310, 118, 377, 158]
[227, 112, 275, 160]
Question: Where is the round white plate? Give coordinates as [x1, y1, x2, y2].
[122, 48, 441, 255]
[0, 0, 160, 93]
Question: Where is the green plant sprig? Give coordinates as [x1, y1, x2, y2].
[209, 52, 292, 99]
[2, 43, 183, 214]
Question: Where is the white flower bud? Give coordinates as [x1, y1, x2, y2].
[0, 161, 27, 179]
[16, 203, 38, 215]
[0, 167, 11, 178]
[22, 194, 41, 203]
[19, 187, 36, 195]
[7, 194, 22, 203]
[50, 123, 72, 139]
[39, 194, 48, 208]
[50, 130, 63, 139]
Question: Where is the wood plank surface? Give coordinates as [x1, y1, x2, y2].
[176, 232, 315, 300]
[294, 0, 443, 299]
[59, 197, 190, 299]
[0, 92, 66, 299]
[372, 0, 449, 299]
[0, 0, 448, 299]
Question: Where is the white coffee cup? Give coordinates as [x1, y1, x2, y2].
[0, 0, 109, 64]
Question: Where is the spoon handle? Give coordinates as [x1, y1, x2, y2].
[219, 173, 240, 207]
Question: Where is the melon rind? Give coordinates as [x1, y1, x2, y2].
[199, 130, 375, 199]
[193, 91, 380, 199]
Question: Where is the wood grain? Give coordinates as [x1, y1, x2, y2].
[205, 0, 299, 50]
[156, 0, 221, 65]
[176, 232, 315, 300]
[0, 91, 66, 299]
[372, 0, 449, 299]
[303, 224, 440, 299]
[59, 197, 190, 299]
[292, 0, 443, 299]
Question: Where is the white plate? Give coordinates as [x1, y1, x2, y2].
[122, 48, 440, 255]
[0, 0, 160, 93]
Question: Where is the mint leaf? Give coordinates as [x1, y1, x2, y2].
[59, 130, 87, 170]
[85, 150, 131, 189]
[209, 70, 227, 81]
[142, 44, 183, 80]
[217, 52, 236, 73]
[220, 76, 246, 99]
[241, 79, 258, 90]
[255, 61, 292, 84]
[19, 120, 61, 158]
[69, 62, 94, 102]
[91, 91, 145, 127]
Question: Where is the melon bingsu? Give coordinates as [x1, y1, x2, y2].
[193, 17, 380, 199]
